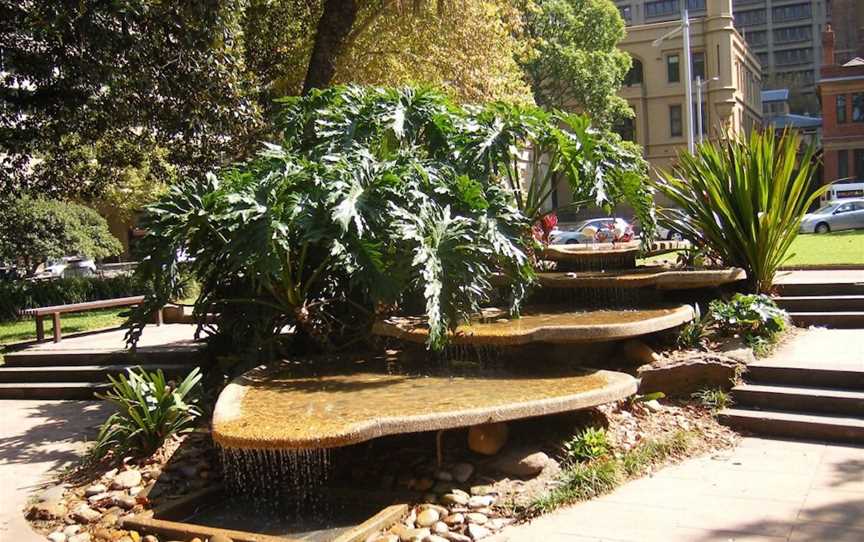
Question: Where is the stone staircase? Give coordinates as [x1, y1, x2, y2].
[0, 341, 201, 400]
[773, 277, 864, 328]
[719, 356, 864, 443]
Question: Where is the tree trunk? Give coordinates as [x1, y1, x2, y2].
[302, 0, 359, 94]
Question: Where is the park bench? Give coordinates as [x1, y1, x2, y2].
[21, 296, 163, 343]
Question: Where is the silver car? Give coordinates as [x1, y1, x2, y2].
[799, 199, 864, 234]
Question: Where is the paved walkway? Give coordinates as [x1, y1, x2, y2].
[773, 269, 864, 285]
[0, 400, 110, 542]
[8, 323, 200, 355]
[504, 436, 864, 541]
[759, 328, 864, 371]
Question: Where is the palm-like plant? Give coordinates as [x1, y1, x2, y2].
[653, 129, 826, 293]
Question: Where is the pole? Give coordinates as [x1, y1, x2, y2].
[696, 76, 703, 145]
[682, 4, 694, 154]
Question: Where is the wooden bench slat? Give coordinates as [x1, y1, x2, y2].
[21, 296, 146, 316]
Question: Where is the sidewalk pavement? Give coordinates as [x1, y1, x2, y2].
[503, 437, 864, 542]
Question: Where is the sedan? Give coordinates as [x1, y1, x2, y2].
[799, 199, 864, 234]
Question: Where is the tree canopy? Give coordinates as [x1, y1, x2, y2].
[521, 0, 634, 127]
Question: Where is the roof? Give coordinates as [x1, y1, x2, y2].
[761, 89, 790, 103]
[766, 114, 823, 130]
[843, 57, 864, 67]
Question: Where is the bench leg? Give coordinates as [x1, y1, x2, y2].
[52, 312, 62, 343]
[35, 317, 45, 342]
[156, 307, 164, 326]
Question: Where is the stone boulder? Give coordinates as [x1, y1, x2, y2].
[637, 355, 742, 397]
[618, 339, 661, 366]
[467, 423, 509, 456]
[490, 449, 556, 478]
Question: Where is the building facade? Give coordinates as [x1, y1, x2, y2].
[614, 0, 763, 174]
[819, 26, 864, 183]
[828, 0, 864, 65]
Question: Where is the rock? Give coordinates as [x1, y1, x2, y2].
[466, 512, 487, 525]
[434, 470, 453, 482]
[443, 513, 465, 526]
[369, 535, 399, 542]
[63, 526, 81, 537]
[47, 532, 67, 542]
[422, 536, 448, 542]
[619, 339, 660, 365]
[92, 528, 113, 541]
[468, 495, 495, 509]
[432, 521, 449, 534]
[112, 470, 142, 490]
[490, 450, 554, 477]
[466, 524, 492, 540]
[419, 504, 449, 517]
[87, 492, 113, 505]
[84, 484, 108, 497]
[405, 508, 417, 528]
[208, 534, 234, 542]
[71, 503, 102, 523]
[416, 508, 440, 527]
[467, 423, 508, 456]
[442, 533, 471, 542]
[113, 494, 137, 510]
[39, 485, 67, 502]
[68, 534, 91, 542]
[390, 524, 431, 542]
[142, 536, 159, 542]
[486, 518, 512, 530]
[128, 486, 144, 497]
[644, 399, 663, 413]
[29, 500, 67, 520]
[440, 493, 468, 506]
[637, 357, 739, 397]
[450, 463, 474, 483]
[469, 485, 494, 496]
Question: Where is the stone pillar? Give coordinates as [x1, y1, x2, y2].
[706, 0, 732, 18]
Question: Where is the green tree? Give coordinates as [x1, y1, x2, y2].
[521, 0, 633, 127]
[0, 197, 122, 274]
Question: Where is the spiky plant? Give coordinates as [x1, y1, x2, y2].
[653, 129, 827, 293]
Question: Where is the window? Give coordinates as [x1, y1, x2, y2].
[774, 48, 812, 66]
[856, 149, 864, 179]
[692, 52, 706, 80]
[772, 4, 811, 22]
[745, 30, 768, 46]
[835, 202, 854, 214]
[735, 9, 767, 26]
[756, 52, 769, 66]
[838, 150, 849, 179]
[624, 59, 643, 86]
[646, 0, 677, 18]
[668, 54, 680, 83]
[774, 26, 811, 44]
[854, 94, 864, 122]
[614, 117, 636, 142]
[619, 5, 632, 22]
[670, 105, 683, 137]
[837, 95, 847, 124]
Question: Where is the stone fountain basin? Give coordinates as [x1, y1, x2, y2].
[373, 305, 695, 346]
[536, 268, 746, 290]
[540, 240, 690, 262]
[212, 361, 637, 451]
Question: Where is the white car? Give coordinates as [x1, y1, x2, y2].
[550, 218, 634, 244]
[32, 257, 97, 279]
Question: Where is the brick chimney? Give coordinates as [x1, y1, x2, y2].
[823, 24, 836, 67]
[858, 2, 864, 58]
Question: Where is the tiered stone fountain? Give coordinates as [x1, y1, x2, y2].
[144, 239, 742, 541]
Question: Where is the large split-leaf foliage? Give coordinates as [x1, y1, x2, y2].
[130, 86, 651, 355]
[653, 130, 825, 293]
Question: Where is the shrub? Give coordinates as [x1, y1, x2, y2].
[653, 129, 827, 293]
[709, 293, 787, 341]
[0, 196, 122, 275]
[0, 274, 153, 322]
[89, 367, 202, 461]
[563, 427, 612, 463]
[692, 387, 732, 412]
[677, 303, 709, 349]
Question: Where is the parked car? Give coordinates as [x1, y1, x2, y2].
[31, 257, 97, 280]
[550, 218, 634, 244]
[799, 199, 864, 234]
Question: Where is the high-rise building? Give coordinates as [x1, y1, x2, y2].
[829, 0, 864, 65]
[615, 1, 828, 106]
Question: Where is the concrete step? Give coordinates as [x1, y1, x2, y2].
[2, 348, 202, 367]
[747, 364, 864, 390]
[774, 281, 864, 297]
[0, 364, 197, 383]
[732, 383, 864, 416]
[718, 407, 864, 443]
[774, 295, 864, 312]
[0, 382, 109, 400]
[788, 311, 864, 328]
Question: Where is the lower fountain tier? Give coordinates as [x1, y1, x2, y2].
[536, 268, 746, 290]
[373, 304, 695, 346]
[211, 362, 637, 450]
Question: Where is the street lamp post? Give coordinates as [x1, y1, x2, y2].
[653, 1, 695, 154]
[695, 75, 720, 145]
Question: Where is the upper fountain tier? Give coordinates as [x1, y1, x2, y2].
[211, 358, 637, 451]
[540, 240, 689, 271]
[373, 305, 695, 346]
[536, 268, 746, 290]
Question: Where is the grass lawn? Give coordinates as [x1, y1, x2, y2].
[784, 230, 864, 266]
[0, 308, 126, 347]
